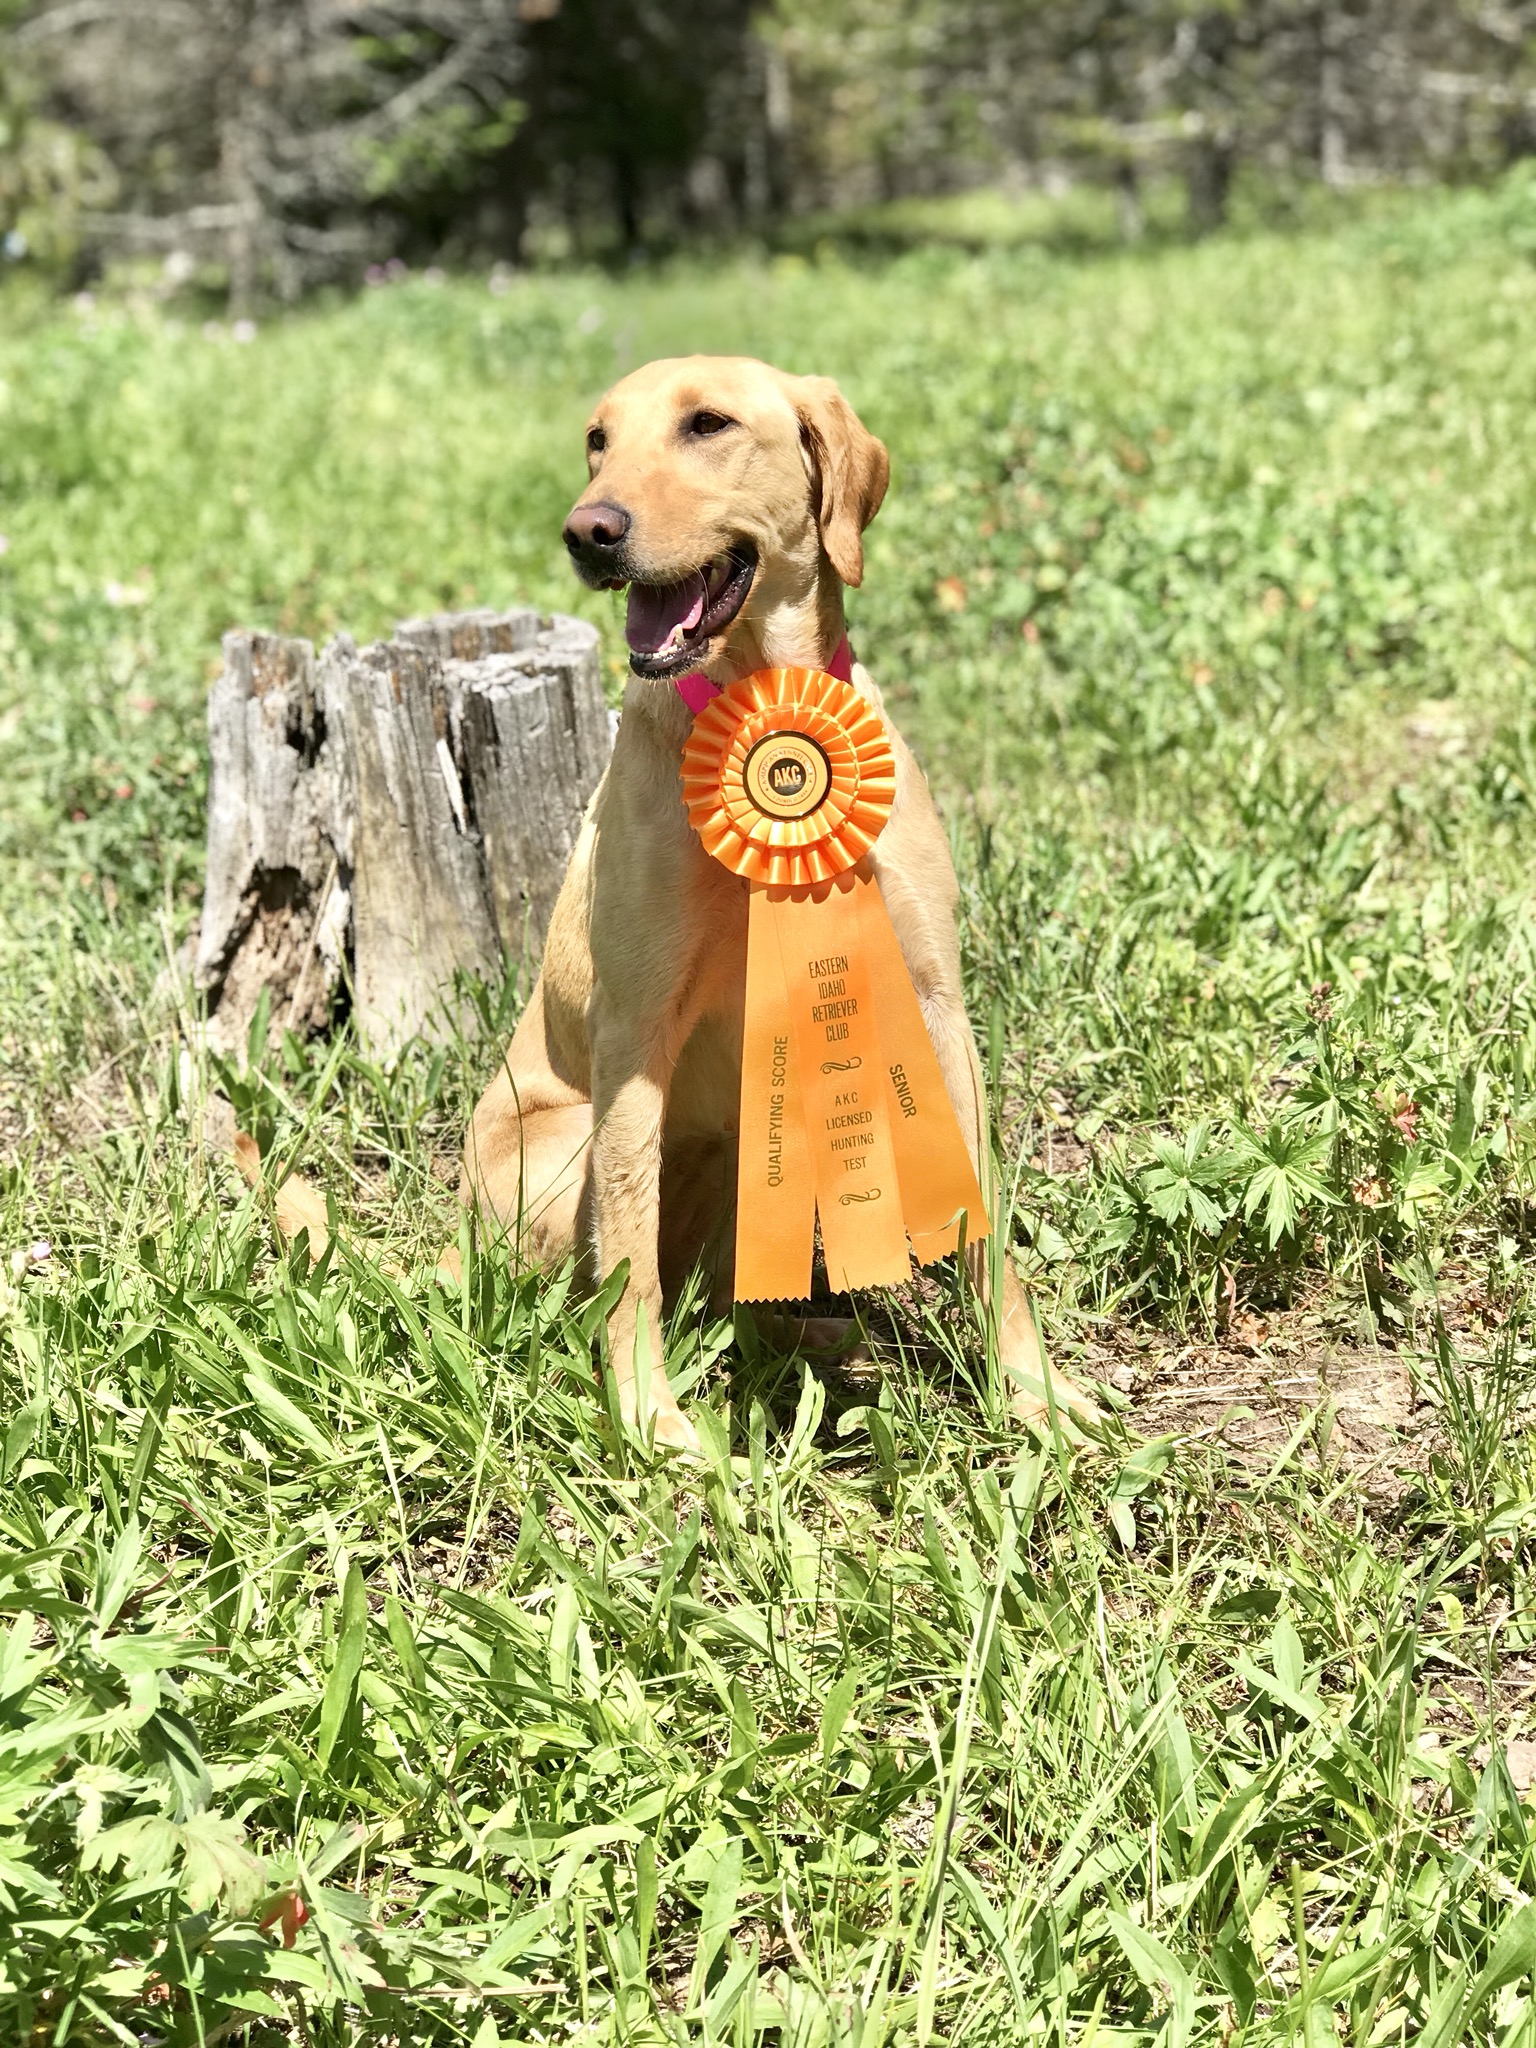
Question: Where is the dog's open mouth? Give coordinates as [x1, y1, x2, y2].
[622, 544, 757, 679]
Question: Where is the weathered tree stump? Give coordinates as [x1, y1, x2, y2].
[193, 631, 347, 1044]
[194, 607, 609, 1056]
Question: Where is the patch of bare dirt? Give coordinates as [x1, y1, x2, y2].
[411, 1501, 523, 1592]
[1097, 1317, 1431, 1499]
[1030, 1127, 1094, 1177]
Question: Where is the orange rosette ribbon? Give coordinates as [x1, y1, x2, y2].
[683, 666, 989, 1302]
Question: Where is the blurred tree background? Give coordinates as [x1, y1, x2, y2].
[0, 0, 1533, 298]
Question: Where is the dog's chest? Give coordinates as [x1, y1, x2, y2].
[666, 866, 749, 1132]
[681, 862, 749, 1025]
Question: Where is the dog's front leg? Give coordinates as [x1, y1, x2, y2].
[588, 1001, 699, 1452]
[922, 993, 1100, 1426]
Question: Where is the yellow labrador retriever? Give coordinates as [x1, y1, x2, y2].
[459, 356, 1096, 1449]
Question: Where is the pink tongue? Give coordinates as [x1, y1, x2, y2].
[626, 574, 706, 655]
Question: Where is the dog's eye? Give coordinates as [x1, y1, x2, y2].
[687, 410, 734, 438]
[586, 426, 606, 455]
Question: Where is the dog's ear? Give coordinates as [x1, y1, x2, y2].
[787, 376, 889, 587]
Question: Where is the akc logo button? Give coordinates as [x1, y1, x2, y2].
[742, 731, 833, 820]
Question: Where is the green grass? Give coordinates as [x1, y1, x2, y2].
[4, 168, 1536, 2043]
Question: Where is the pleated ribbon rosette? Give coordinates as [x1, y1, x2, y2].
[681, 665, 989, 1301]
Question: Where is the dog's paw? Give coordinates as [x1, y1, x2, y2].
[1009, 1372, 1104, 1437]
[650, 1403, 702, 1455]
[618, 1389, 702, 1456]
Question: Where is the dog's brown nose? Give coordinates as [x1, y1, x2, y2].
[563, 501, 631, 558]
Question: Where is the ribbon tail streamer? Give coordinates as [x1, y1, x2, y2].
[854, 870, 991, 1266]
[772, 874, 911, 1290]
[733, 885, 817, 1302]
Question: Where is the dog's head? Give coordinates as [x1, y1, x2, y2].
[563, 356, 889, 681]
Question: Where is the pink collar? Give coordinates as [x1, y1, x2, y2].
[675, 632, 853, 717]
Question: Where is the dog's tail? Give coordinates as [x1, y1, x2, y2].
[232, 1134, 462, 1281]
